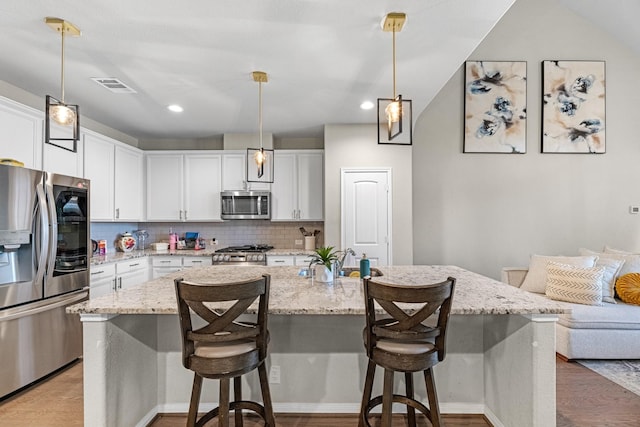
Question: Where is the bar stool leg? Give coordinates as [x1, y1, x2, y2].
[405, 372, 417, 426]
[359, 359, 376, 427]
[187, 373, 203, 427]
[382, 368, 394, 427]
[234, 376, 243, 427]
[219, 378, 231, 427]
[424, 368, 442, 427]
[257, 362, 276, 427]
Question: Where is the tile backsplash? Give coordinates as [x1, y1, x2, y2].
[91, 221, 324, 252]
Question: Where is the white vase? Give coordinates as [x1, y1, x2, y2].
[315, 265, 333, 283]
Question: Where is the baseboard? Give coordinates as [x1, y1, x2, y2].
[483, 406, 506, 427]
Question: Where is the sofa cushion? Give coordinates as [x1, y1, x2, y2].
[557, 299, 640, 329]
[579, 248, 640, 277]
[595, 257, 625, 304]
[545, 262, 604, 306]
[616, 273, 640, 306]
[520, 255, 598, 294]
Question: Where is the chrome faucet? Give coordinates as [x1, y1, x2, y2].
[335, 248, 356, 275]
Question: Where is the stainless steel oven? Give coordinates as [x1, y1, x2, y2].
[212, 245, 273, 266]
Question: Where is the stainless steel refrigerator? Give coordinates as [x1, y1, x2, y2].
[0, 163, 90, 399]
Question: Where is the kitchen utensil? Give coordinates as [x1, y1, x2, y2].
[313, 230, 320, 236]
[299, 227, 309, 236]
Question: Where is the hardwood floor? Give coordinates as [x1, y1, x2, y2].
[1, 356, 639, 426]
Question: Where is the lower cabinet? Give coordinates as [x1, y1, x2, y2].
[267, 255, 314, 266]
[151, 255, 212, 279]
[89, 259, 149, 299]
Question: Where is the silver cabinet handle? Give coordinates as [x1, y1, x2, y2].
[179, 210, 183, 220]
[191, 260, 202, 263]
[118, 277, 122, 289]
[116, 208, 120, 219]
[274, 260, 285, 263]
[112, 278, 117, 291]
[160, 260, 171, 264]
[292, 210, 296, 219]
[129, 263, 140, 267]
[184, 210, 188, 220]
[91, 270, 105, 276]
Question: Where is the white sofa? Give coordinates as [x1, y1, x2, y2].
[502, 267, 640, 360]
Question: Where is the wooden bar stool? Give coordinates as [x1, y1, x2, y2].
[359, 276, 456, 427]
[174, 275, 276, 427]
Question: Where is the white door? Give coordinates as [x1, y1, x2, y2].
[341, 169, 391, 266]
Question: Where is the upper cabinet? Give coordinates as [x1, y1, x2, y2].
[0, 96, 42, 170]
[83, 130, 143, 221]
[222, 151, 270, 191]
[272, 150, 323, 221]
[146, 152, 222, 221]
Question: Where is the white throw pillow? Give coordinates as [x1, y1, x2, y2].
[520, 255, 598, 294]
[595, 257, 624, 303]
[603, 246, 637, 255]
[545, 262, 605, 306]
[579, 248, 640, 278]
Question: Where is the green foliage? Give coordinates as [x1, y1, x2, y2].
[311, 246, 338, 269]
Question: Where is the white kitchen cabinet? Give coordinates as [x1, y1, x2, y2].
[266, 255, 295, 266]
[89, 258, 148, 299]
[89, 263, 116, 299]
[115, 259, 149, 291]
[0, 96, 42, 169]
[222, 151, 270, 191]
[83, 130, 143, 221]
[182, 256, 212, 268]
[146, 152, 222, 221]
[271, 150, 323, 221]
[151, 256, 182, 279]
[43, 138, 84, 177]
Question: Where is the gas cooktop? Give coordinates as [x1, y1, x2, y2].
[215, 245, 274, 253]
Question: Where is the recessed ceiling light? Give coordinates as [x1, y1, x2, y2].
[167, 104, 183, 113]
[360, 101, 375, 110]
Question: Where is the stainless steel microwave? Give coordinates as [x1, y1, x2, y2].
[220, 191, 271, 220]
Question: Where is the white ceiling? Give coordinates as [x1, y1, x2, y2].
[0, 0, 634, 141]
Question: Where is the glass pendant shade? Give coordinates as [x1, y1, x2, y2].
[50, 104, 76, 126]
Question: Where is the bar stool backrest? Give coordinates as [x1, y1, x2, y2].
[175, 275, 270, 374]
[363, 277, 456, 369]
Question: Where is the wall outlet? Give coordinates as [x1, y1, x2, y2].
[269, 365, 281, 384]
[295, 239, 303, 245]
[630, 206, 639, 214]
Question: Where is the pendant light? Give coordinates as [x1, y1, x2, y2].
[377, 12, 412, 145]
[45, 17, 81, 151]
[246, 71, 274, 183]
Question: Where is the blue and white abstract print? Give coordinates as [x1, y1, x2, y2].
[464, 61, 527, 153]
[542, 61, 606, 153]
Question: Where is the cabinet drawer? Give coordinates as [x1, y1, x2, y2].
[266, 256, 295, 266]
[89, 263, 116, 282]
[294, 256, 315, 266]
[183, 256, 212, 267]
[151, 256, 182, 267]
[116, 259, 148, 274]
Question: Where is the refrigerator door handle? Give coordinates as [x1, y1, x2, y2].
[34, 181, 49, 287]
[44, 179, 57, 281]
[0, 290, 88, 323]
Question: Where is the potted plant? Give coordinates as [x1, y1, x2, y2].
[310, 246, 338, 283]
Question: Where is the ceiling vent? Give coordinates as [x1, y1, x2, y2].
[91, 78, 137, 94]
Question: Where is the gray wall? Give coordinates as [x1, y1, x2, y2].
[412, 0, 640, 279]
[324, 124, 413, 265]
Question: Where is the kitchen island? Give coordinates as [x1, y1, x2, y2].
[68, 265, 568, 427]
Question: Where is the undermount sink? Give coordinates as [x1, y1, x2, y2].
[340, 267, 383, 277]
[297, 267, 383, 278]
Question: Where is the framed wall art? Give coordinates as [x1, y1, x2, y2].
[464, 61, 527, 153]
[542, 60, 605, 153]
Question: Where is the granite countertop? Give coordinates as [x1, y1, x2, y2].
[69, 265, 569, 316]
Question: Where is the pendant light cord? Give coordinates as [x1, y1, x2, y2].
[259, 80, 263, 149]
[60, 26, 66, 103]
[392, 28, 396, 99]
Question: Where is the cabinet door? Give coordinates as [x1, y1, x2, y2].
[146, 154, 184, 220]
[90, 277, 116, 299]
[118, 269, 149, 290]
[43, 140, 84, 177]
[297, 152, 324, 220]
[184, 154, 222, 221]
[0, 97, 42, 169]
[271, 152, 297, 220]
[114, 146, 143, 221]
[221, 153, 245, 190]
[83, 132, 115, 221]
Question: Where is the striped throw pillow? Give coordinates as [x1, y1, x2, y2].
[545, 262, 605, 306]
